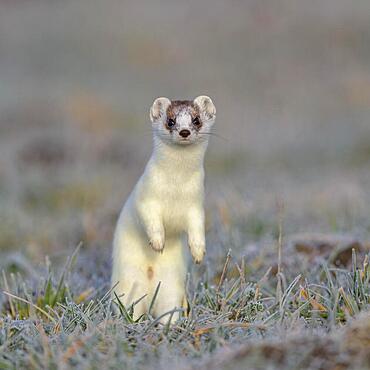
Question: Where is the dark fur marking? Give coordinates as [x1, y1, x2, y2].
[147, 266, 154, 280]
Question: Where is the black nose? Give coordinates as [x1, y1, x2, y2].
[179, 129, 191, 138]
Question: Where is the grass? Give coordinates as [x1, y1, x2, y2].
[1, 1, 370, 368]
[1, 233, 370, 370]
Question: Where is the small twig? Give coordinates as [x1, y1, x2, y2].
[276, 199, 285, 277]
[258, 266, 272, 286]
[217, 249, 232, 293]
[235, 257, 246, 285]
[275, 199, 285, 308]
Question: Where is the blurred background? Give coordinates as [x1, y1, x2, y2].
[1, 0, 370, 266]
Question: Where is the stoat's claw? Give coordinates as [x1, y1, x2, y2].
[189, 241, 205, 264]
[149, 231, 165, 252]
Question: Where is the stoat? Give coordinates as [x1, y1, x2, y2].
[111, 95, 216, 322]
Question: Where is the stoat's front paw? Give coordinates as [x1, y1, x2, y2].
[149, 231, 165, 253]
[189, 240, 206, 264]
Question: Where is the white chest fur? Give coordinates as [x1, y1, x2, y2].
[134, 138, 207, 236]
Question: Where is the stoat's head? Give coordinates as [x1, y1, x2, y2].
[149, 96, 216, 145]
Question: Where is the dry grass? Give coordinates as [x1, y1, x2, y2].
[1, 236, 370, 369]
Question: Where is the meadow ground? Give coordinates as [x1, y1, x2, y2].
[1, 1, 370, 369]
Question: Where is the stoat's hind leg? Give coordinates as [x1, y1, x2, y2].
[112, 265, 151, 322]
[112, 227, 155, 321]
[151, 239, 188, 324]
[153, 279, 186, 324]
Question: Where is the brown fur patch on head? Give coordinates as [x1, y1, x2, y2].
[166, 101, 199, 120]
[165, 100, 202, 130]
[147, 266, 154, 280]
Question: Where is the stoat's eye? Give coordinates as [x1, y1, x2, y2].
[192, 116, 201, 126]
[167, 118, 176, 128]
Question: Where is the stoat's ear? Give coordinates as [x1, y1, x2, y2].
[193, 95, 216, 120]
[150, 97, 171, 123]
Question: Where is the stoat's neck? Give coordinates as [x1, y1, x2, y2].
[150, 136, 208, 173]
